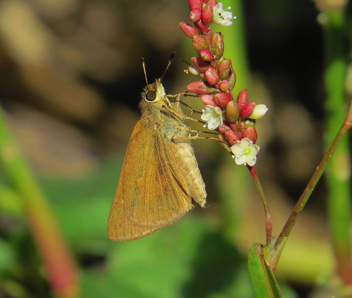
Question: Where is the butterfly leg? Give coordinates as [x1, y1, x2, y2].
[166, 93, 203, 115]
[162, 104, 203, 123]
[172, 128, 228, 145]
[180, 101, 203, 115]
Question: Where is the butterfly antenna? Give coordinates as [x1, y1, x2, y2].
[160, 52, 175, 82]
[141, 57, 148, 84]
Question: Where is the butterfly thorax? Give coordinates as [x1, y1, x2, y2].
[139, 79, 186, 141]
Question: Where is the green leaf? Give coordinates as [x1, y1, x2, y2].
[248, 243, 283, 298]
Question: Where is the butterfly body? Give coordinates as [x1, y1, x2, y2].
[108, 79, 206, 241]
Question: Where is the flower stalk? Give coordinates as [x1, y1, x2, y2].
[247, 165, 272, 246]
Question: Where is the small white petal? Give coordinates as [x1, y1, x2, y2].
[252, 144, 260, 154]
[241, 138, 252, 147]
[201, 114, 211, 121]
[216, 2, 224, 10]
[221, 11, 232, 18]
[247, 156, 257, 166]
[208, 118, 219, 130]
[235, 155, 247, 165]
[231, 144, 243, 155]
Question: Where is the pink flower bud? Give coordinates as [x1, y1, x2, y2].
[189, 8, 202, 23]
[218, 59, 232, 80]
[192, 35, 209, 52]
[248, 104, 268, 119]
[191, 56, 210, 73]
[225, 101, 240, 123]
[201, 94, 216, 106]
[240, 101, 257, 119]
[179, 22, 199, 38]
[189, 0, 202, 10]
[210, 32, 224, 60]
[207, 0, 217, 10]
[219, 80, 229, 92]
[210, 60, 218, 69]
[196, 20, 207, 34]
[199, 48, 214, 61]
[229, 123, 237, 131]
[225, 130, 241, 145]
[238, 121, 246, 130]
[237, 90, 247, 109]
[218, 123, 231, 134]
[201, 5, 213, 27]
[187, 80, 217, 94]
[205, 68, 219, 85]
[242, 127, 258, 143]
[213, 92, 232, 108]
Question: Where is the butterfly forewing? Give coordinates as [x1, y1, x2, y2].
[107, 118, 194, 241]
[130, 130, 195, 227]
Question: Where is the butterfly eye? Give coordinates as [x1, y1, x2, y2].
[146, 91, 156, 102]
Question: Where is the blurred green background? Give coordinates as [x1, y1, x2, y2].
[0, 0, 345, 297]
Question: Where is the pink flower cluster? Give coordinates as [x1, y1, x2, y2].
[179, 0, 267, 146]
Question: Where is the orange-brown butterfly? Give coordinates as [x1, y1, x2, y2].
[107, 59, 207, 241]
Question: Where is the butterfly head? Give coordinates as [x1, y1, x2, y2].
[140, 79, 169, 111]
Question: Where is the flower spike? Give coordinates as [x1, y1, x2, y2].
[181, 0, 268, 166]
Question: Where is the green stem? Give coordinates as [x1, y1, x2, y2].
[323, 9, 352, 285]
[247, 165, 272, 246]
[0, 107, 79, 297]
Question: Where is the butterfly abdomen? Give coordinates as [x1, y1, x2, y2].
[174, 142, 207, 207]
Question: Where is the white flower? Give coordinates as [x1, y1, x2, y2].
[248, 104, 268, 120]
[213, 2, 237, 26]
[231, 138, 260, 166]
[201, 105, 223, 130]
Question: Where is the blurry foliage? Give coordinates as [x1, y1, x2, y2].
[0, 0, 346, 297]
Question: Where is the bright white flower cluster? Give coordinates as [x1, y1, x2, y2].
[231, 138, 260, 166]
[201, 105, 223, 130]
[213, 2, 237, 26]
